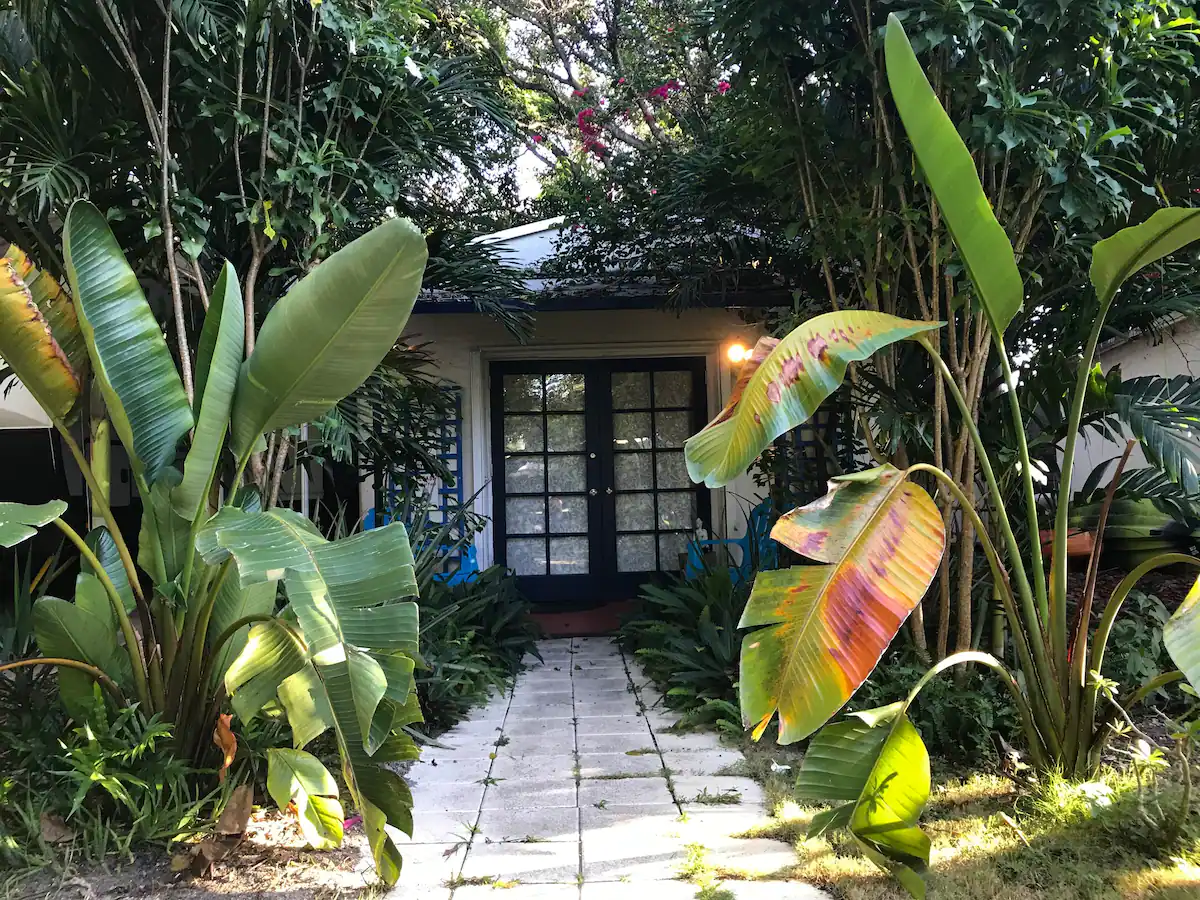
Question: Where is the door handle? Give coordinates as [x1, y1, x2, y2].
[605, 488, 613, 495]
[589, 488, 598, 496]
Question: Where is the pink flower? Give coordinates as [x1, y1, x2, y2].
[650, 188, 658, 195]
[572, 88, 588, 97]
[717, 80, 731, 95]
[648, 84, 669, 99]
[618, 77, 626, 84]
[531, 134, 544, 143]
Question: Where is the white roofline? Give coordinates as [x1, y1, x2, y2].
[471, 217, 565, 245]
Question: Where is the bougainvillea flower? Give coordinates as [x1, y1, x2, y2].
[717, 80, 731, 94]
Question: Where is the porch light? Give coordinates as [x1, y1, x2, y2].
[727, 342, 749, 364]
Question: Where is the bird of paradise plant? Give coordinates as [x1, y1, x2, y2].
[684, 15, 1200, 896]
[0, 200, 427, 883]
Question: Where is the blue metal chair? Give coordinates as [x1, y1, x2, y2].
[685, 500, 777, 583]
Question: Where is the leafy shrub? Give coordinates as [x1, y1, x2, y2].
[619, 567, 749, 730]
[416, 565, 540, 732]
[1104, 589, 1175, 703]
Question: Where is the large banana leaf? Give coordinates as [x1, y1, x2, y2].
[798, 706, 932, 899]
[739, 465, 944, 742]
[32, 593, 126, 718]
[229, 217, 427, 458]
[4, 243, 89, 381]
[206, 578, 277, 690]
[885, 14, 1022, 338]
[83, 526, 134, 612]
[0, 500, 67, 548]
[175, 262, 244, 522]
[266, 748, 344, 849]
[0, 255, 80, 420]
[200, 510, 420, 882]
[1164, 575, 1200, 691]
[685, 312, 940, 488]
[1110, 375, 1200, 496]
[63, 201, 193, 485]
[1091, 208, 1200, 306]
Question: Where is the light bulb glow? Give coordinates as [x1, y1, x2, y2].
[727, 343, 749, 363]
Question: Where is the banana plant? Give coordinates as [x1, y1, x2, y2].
[684, 16, 1200, 897]
[0, 199, 428, 883]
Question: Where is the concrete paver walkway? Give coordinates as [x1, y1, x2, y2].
[392, 638, 828, 899]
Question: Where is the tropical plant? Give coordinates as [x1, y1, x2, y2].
[683, 16, 1200, 896]
[0, 200, 428, 883]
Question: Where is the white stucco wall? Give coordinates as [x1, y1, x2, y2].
[1070, 317, 1200, 488]
[369, 307, 766, 567]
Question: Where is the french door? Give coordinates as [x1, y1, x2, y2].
[490, 358, 710, 606]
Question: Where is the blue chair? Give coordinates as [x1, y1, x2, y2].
[686, 500, 777, 583]
[363, 507, 480, 585]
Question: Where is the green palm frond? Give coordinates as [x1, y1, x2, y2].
[1111, 374, 1200, 495]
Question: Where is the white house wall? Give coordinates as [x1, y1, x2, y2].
[376, 307, 766, 567]
[1070, 317, 1200, 489]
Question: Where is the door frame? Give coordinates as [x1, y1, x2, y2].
[489, 357, 713, 606]
[468, 341, 736, 574]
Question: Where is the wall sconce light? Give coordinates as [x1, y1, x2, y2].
[727, 342, 749, 364]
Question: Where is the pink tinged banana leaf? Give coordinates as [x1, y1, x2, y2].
[229, 216, 428, 460]
[4, 243, 90, 382]
[63, 201, 193, 485]
[884, 14, 1023, 338]
[1164, 574, 1200, 691]
[685, 312, 941, 488]
[796, 705, 932, 900]
[0, 258, 80, 420]
[1090, 208, 1200, 307]
[739, 465, 945, 743]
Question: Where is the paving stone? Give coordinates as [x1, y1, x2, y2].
[575, 733, 658, 755]
[579, 805, 690, 881]
[678, 810, 777, 842]
[720, 883, 833, 899]
[578, 752, 664, 778]
[505, 718, 576, 738]
[578, 776, 673, 808]
[580, 882, 695, 899]
[652, 731, 728, 753]
[459, 839, 581, 884]
[574, 715, 652, 736]
[408, 757, 493, 786]
[394, 808, 481, 845]
[659, 750, 746, 776]
[511, 690, 575, 707]
[482, 777, 578, 810]
[574, 699, 640, 716]
[501, 732, 577, 757]
[703, 838, 797, 877]
[672, 776, 766, 810]
[475, 805, 579, 843]
[490, 753, 578, 782]
[455, 886, 580, 899]
[571, 674, 630, 689]
[387, 842, 465, 889]
[410, 781, 486, 813]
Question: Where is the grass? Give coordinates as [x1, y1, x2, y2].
[689, 787, 743, 806]
[584, 769, 671, 780]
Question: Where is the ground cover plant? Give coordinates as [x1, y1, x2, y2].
[683, 15, 1200, 896]
[0, 202, 427, 884]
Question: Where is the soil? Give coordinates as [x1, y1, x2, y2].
[5, 809, 380, 900]
[1067, 565, 1194, 615]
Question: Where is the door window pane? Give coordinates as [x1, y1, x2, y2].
[614, 453, 652, 491]
[506, 497, 545, 534]
[655, 411, 692, 449]
[508, 538, 547, 576]
[613, 413, 652, 451]
[550, 537, 588, 574]
[658, 533, 689, 571]
[546, 414, 586, 451]
[654, 371, 692, 408]
[656, 451, 690, 489]
[504, 415, 544, 453]
[504, 375, 543, 411]
[549, 495, 588, 533]
[616, 493, 655, 532]
[612, 372, 650, 409]
[546, 374, 585, 411]
[617, 534, 656, 572]
[547, 455, 587, 492]
[657, 492, 696, 529]
[505, 456, 545, 494]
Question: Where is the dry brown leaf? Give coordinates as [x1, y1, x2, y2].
[216, 784, 254, 835]
[39, 812, 75, 844]
[213, 713, 237, 783]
